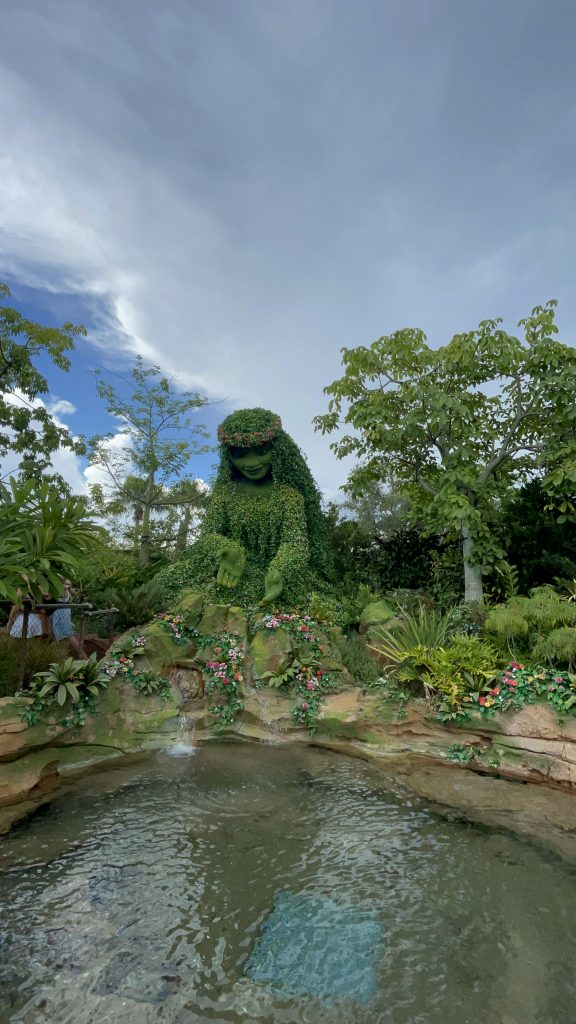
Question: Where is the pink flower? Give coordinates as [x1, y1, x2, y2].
[306, 681, 315, 691]
[478, 696, 487, 706]
[555, 677, 564, 683]
[302, 702, 310, 710]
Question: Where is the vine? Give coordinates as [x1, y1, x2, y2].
[155, 613, 246, 729]
[259, 612, 338, 734]
[155, 609, 338, 733]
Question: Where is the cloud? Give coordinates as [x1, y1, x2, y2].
[1, 0, 576, 496]
[0, 390, 88, 492]
[47, 398, 77, 418]
[82, 429, 133, 494]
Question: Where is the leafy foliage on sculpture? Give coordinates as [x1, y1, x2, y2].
[156, 408, 334, 608]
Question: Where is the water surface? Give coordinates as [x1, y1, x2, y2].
[1, 743, 575, 1023]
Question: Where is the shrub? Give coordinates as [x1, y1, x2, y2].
[531, 628, 576, 672]
[419, 635, 501, 706]
[485, 587, 576, 659]
[371, 606, 453, 663]
[305, 591, 345, 627]
[33, 654, 109, 706]
[336, 632, 381, 686]
[341, 583, 381, 628]
[0, 636, 69, 696]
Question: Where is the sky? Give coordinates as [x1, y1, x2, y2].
[1, 0, 576, 498]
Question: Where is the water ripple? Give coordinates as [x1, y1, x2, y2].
[1, 744, 575, 1024]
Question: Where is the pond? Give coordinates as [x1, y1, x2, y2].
[1, 742, 575, 1023]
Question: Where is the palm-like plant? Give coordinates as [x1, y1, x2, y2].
[369, 606, 453, 671]
[0, 477, 101, 603]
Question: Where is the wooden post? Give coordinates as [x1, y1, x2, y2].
[17, 602, 30, 690]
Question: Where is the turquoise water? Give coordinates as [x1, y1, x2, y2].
[0, 743, 575, 1023]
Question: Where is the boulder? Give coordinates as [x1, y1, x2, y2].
[249, 628, 293, 680]
[359, 600, 395, 634]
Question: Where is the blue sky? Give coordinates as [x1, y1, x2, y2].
[3, 275, 223, 487]
[1, 0, 576, 496]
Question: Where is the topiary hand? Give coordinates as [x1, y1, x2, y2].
[216, 545, 245, 588]
[259, 567, 283, 608]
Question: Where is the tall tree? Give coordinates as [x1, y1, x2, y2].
[315, 301, 576, 603]
[88, 357, 210, 566]
[0, 282, 86, 482]
[90, 474, 208, 557]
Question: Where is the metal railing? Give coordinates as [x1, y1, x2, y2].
[1, 600, 119, 688]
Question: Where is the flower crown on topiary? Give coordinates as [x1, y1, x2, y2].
[217, 410, 282, 448]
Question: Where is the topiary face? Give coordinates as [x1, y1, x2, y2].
[228, 443, 273, 482]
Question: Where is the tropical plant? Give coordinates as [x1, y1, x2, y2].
[370, 606, 453, 668]
[485, 586, 576, 659]
[33, 654, 108, 705]
[0, 476, 100, 603]
[531, 628, 576, 673]
[131, 669, 170, 696]
[315, 300, 576, 603]
[335, 632, 381, 686]
[418, 635, 501, 706]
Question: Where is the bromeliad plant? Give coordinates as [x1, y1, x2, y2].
[21, 653, 109, 728]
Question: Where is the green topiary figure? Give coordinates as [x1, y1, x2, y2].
[156, 408, 334, 609]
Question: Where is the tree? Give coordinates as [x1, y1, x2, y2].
[90, 474, 208, 557]
[338, 480, 412, 539]
[88, 357, 211, 566]
[496, 479, 576, 593]
[315, 301, 576, 603]
[0, 283, 86, 481]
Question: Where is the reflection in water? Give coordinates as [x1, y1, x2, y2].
[0, 743, 575, 1023]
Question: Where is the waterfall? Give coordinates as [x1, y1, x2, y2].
[167, 715, 197, 756]
[255, 693, 283, 745]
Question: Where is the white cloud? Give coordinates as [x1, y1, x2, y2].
[47, 398, 77, 418]
[1, 0, 575, 498]
[0, 390, 88, 492]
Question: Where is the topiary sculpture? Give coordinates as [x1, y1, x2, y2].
[156, 408, 334, 609]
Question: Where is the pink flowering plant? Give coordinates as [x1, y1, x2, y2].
[201, 631, 245, 728]
[260, 611, 337, 733]
[155, 612, 189, 644]
[105, 633, 171, 701]
[465, 662, 576, 721]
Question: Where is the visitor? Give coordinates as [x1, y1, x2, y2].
[7, 589, 50, 639]
[43, 580, 86, 658]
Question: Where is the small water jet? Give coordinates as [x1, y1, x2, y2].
[167, 715, 197, 756]
[254, 692, 284, 745]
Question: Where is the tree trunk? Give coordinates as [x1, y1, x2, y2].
[132, 504, 142, 550]
[139, 475, 155, 567]
[174, 506, 192, 558]
[461, 522, 484, 604]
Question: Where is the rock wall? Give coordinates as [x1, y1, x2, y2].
[2, 601, 576, 847]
